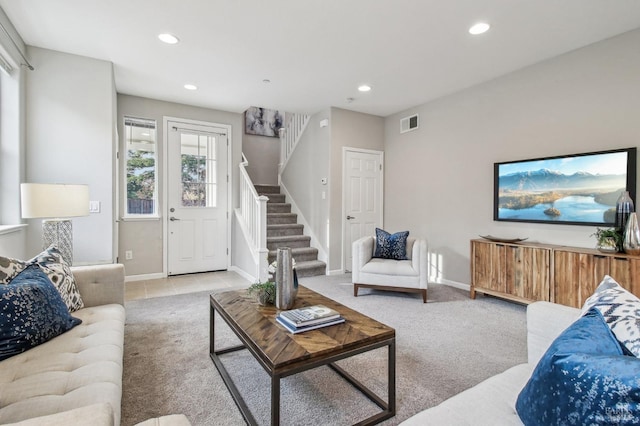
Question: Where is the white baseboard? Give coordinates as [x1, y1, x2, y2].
[125, 272, 166, 282]
[229, 266, 256, 283]
[433, 278, 470, 291]
[328, 269, 345, 276]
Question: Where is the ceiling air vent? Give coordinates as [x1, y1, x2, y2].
[400, 114, 419, 134]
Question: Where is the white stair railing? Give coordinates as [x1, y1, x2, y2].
[238, 154, 269, 282]
[279, 113, 310, 172]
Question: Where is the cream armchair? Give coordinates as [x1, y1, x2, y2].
[352, 236, 429, 303]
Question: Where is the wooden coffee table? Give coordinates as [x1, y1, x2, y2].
[209, 285, 396, 425]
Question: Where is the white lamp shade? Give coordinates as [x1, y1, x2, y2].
[20, 183, 90, 219]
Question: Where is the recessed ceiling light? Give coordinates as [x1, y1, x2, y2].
[158, 33, 179, 44]
[184, 84, 197, 90]
[263, 79, 271, 84]
[358, 85, 371, 92]
[469, 22, 490, 35]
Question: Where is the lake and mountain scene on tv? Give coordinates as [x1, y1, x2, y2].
[496, 151, 631, 225]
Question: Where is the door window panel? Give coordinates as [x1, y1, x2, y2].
[180, 133, 217, 207]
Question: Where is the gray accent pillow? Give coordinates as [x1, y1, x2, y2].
[0, 255, 27, 285]
[581, 275, 640, 357]
[29, 246, 84, 312]
[0, 246, 84, 312]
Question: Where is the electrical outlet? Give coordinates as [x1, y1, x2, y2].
[125, 250, 133, 260]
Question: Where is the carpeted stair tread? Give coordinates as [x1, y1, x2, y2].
[267, 224, 304, 237]
[254, 184, 280, 194]
[261, 193, 286, 203]
[267, 213, 298, 224]
[294, 260, 327, 278]
[267, 203, 291, 213]
[268, 247, 318, 263]
[267, 235, 311, 250]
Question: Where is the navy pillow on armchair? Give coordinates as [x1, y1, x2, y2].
[373, 228, 409, 260]
[0, 264, 81, 361]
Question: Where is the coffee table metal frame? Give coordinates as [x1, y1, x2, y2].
[209, 299, 396, 426]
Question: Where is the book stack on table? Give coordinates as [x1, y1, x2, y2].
[276, 304, 345, 334]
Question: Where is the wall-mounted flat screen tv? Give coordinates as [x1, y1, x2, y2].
[494, 147, 637, 226]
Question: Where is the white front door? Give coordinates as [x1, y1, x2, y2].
[167, 120, 228, 275]
[343, 148, 384, 272]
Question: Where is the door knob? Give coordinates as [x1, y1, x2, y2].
[169, 217, 180, 221]
[346, 215, 355, 220]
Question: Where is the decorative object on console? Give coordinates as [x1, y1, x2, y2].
[20, 183, 89, 265]
[623, 212, 640, 256]
[275, 247, 297, 310]
[591, 227, 622, 253]
[478, 235, 528, 243]
[615, 190, 635, 231]
[494, 147, 637, 226]
[374, 228, 409, 260]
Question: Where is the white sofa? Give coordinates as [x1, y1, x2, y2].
[0, 263, 191, 426]
[352, 236, 428, 302]
[401, 301, 581, 425]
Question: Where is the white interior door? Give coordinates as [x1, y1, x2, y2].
[343, 148, 383, 272]
[167, 121, 228, 275]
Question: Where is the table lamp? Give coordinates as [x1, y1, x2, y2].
[20, 183, 89, 265]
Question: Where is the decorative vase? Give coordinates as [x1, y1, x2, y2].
[623, 212, 640, 255]
[275, 247, 296, 310]
[616, 191, 635, 231]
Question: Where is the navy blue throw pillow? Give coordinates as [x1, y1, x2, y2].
[516, 309, 640, 425]
[0, 264, 81, 361]
[373, 228, 409, 260]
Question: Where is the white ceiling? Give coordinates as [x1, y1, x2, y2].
[2, 0, 640, 117]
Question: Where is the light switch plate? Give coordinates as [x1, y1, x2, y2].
[89, 201, 101, 213]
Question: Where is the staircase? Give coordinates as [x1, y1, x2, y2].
[255, 184, 326, 278]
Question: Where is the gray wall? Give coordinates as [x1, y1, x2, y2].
[384, 28, 640, 285]
[243, 132, 280, 185]
[117, 94, 243, 276]
[281, 109, 331, 259]
[25, 47, 116, 265]
[329, 108, 384, 272]
[281, 107, 385, 273]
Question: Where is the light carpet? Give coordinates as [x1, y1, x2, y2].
[122, 275, 527, 426]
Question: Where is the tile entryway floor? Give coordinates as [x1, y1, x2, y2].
[125, 270, 251, 301]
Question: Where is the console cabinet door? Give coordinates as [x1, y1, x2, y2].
[610, 256, 640, 296]
[472, 240, 506, 294]
[471, 240, 550, 303]
[554, 251, 610, 308]
[506, 245, 550, 301]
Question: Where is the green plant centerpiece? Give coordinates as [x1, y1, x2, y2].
[591, 227, 623, 253]
[247, 258, 296, 306]
[247, 281, 276, 306]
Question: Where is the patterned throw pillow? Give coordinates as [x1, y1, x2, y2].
[0, 255, 27, 285]
[0, 265, 82, 361]
[28, 246, 84, 312]
[373, 228, 409, 260]
[581, 275, 640, 357]
[516, 309, 640, 425]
